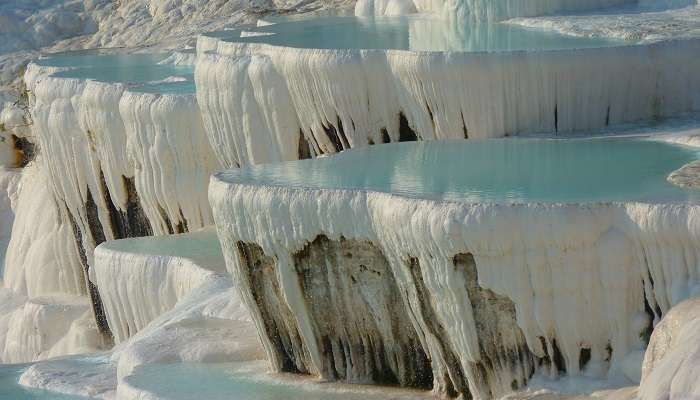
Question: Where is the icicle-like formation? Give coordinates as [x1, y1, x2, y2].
[93, 228, 228, 343]
[25, 63, 219, 337]
[0, 163, 105, 363]
[195, 38, 700, 166]
[26, 62, 217, 243]
[195, 51, 304, 168]
[209, 173, 700, 398]
[119, 91, 218, 235]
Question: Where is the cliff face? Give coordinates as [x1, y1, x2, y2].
[14, 62, 218, 342]
[209, 175, 700, 398]
[236, 236, 534, 398]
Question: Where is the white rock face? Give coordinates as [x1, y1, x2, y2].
[3, 163, 85, 298]
[3, 1, 700, 398]
[25, 65, 217, 241]
[1, 293, 103, 363]
[23, 61, 219, 339]
[119, 90, 219, 235]
[196, 38, 700, 167]
[20, 228, 264, 399]
[638, 298, 700, 400]
[508, 2, 700, 42]
[0, 163, 103, 363]
[210, 166, 700, 398]
[94, 228, 229, 343]
[18, 272, 264, 399]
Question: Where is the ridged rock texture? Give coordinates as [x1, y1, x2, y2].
[210, 176, 700, 398]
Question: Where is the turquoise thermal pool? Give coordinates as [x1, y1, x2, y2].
[218, 138, 700, 204]
[128, 361, 430, 400]
[100, 229, 226, 273]
[37, 53, 195, 94]
[216, 15, 628, 52]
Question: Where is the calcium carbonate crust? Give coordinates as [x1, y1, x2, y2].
[210, 171, 700, 398]
[19, 228, 264, 399]
[195, 35, 700, 169]
[21, 60, 219, 342]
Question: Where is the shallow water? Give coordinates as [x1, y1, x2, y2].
[129, 361, 432, 400]
[37, 53, 195, 94]
[217, 15, 627, 52]
[221, 138, 700, 204]
[100, 228, 226, 272]
[0, 364, 86, 400]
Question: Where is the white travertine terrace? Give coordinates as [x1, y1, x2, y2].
[16, 59, 218, 344]
[195, 34, 700, 168]
[94, 228, 229, 343]
[210, 163, 700, 398]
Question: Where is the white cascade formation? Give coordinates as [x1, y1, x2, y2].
[22, 61, 218, 341]
[0, 163, 105, 363]
[93, 228, 230, 343]
[210, 170, 700, 398]
[195, 38, 700, 167]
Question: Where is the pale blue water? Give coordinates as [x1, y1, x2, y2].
[129, 362, 429, 400]
[221, 138, 700, 204]
[216, 15, 627, 52]
[101, 229, 226, 273]
[37, 53, 195, 94]
[0, 364, 86, 400]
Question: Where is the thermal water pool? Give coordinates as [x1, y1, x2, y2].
[218, 137, 700, 204]
[126, 361, 432, 400]
[5, 359, 433, 399]
[36, 52, 195, 94]
[214, 15, 629, 52]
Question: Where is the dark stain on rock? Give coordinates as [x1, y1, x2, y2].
[293, 236, 432, 388]
[407, 256, 467, 398]
[407, 254, 534, 398]
[460, 111, 469, 139]
[399, 113, 418, 142]
[298, 130, 313, 160]
[380, 128, 391, 144]
[236, 241, 311, 374]
[322, 117, 351, 153]
[11, 135, 35, 167]
[66, 208, 113, 344]
[454, 253, 535, 394]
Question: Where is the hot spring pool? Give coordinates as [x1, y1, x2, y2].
[127, 361, 431, 400]
[36, 53, 195, 94]
[219, 138, 700, 204]
[214, 15, 628, 52]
